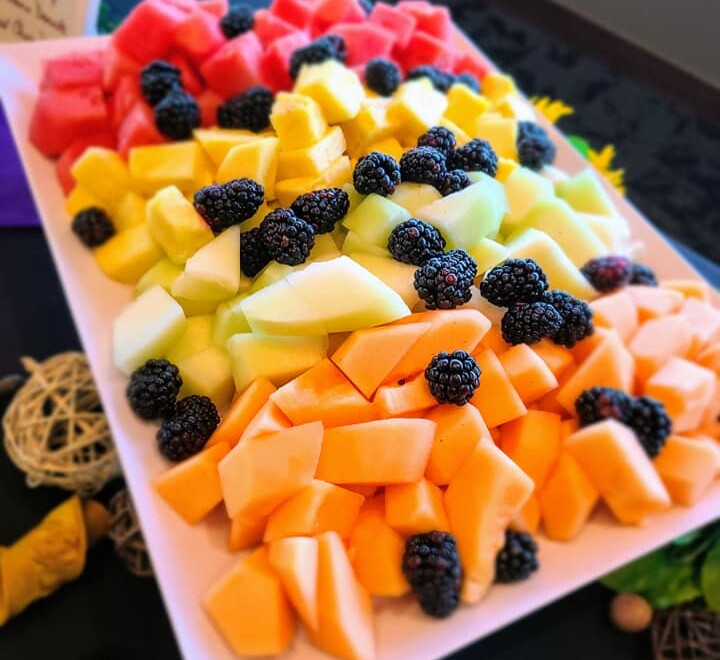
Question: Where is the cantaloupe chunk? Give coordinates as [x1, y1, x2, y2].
[264, 481, 365, 542]
[204, 547, 295, 656]
[470, 348, 527, 428]
[565, 419, 670, 525]
[531, 339, 575, 380]
[228, 514, 267, 552]
[374, 373, 436, 418]
[349, 496, 408, 597]
[499, 344, 559, 404]
[332, 322, 431, 397]
[385, 478, 449, 535]
[539, 452, 598, 541]
[445, 439, 534, 603]
[270, 359, 377, 427]
[536, 388, 568, 417]
[268, 537, 319, 631]
[342, 484, 379, 498]
[653, 435, 720, 505]
[680, 297, 720, 349]
[629, 315, 693, 383]
[589, 290, 638, 342]
[626, 285, 683, 321]
[238, 400, 292, 444]
[501, 410, 562, 488]
[556, 331, 634, 413]
[219, 422, 324, 519]
[696, 344, 720, 376]
[309, 531, 375, 660]
[207, 378, 276, 448]
[480, 324, 509, 355]
[154, 442, 230, 524]
[568, 326, 611, 363]
[661, 278, 711, 302]
[510, 494, 541, 534]
[424, 404, 492, 485]
[316, 418, 435, 484]
[561, 418, 580, 440]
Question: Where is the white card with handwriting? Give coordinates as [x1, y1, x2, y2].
[0, 0, 101, 42]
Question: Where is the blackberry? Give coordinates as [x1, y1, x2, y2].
[575, 387, 633, 427]
[353, 151, 401, 196]
[402, 531, 462, 618]
[543, 290, 594, 348]
[629, 262, 658, 286]
[480, 258, 549, 307]
[501, 301, 563, 345]
[194, 179, 264, 233]
[323, 34, 348, 61]
[447, 138, 498, 177]
[437, 169, 470, 196]
[364, 57, 401, 96]
[260, 208, 314, 265]
[495, 530, 539, 583]
[414, 249, 477, 310]
[516, 121, 556, 170]
[290, 188, 350, 234]
[72, 206, 115, 248]
[581, 255, 633, 292]
[157, 395, 219, 461]
[220, 4, 254, 38]
[154, 88, 200, 140]
[417, 126, 456, 156]
[140, 60, 182, 106]
[425, 350, 481, 406]
[217, 86, 274, 132]
[388, 219, 446, 266]
[406, 65, 455, 93]
[628, 396, 672, 458]
[455, 71, 481, 93]
[289, 35, 346, 79]
[126, 359, 182, 420]
[240, 227, 271, 277]
[357, 0, 373, 13]
[399, 147, 447, 187]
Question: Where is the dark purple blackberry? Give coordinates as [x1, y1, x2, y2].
[140, 60, 182, 106]
[501, 301, 563, 345]
[260, 208, 314, 265]
[417, 126, 456, 156]
[516, 121, 556, 170]
[240, 227, 271, 277]
[628, 396, 672, 458]
[72, 206, 115, 248]
[543, 290, 594, 348]
[406, 65, 455, 93]
[194, 179, 265, 233]
[414, 249, 477, 310]
[437, 169, 470, 196]
[581, 255, 633, 292]
[126, 359, 182, 420]
[425, 350, 481, 406]
[217, 85, 274, 132]
[399, 147, 447, 187]
[495, 531, 539, 583]
[289, 35, 347, 79]
[154, 88, 200, 140]
[455, 72, 481, 93]
[323, 34, 348, 61]
[364, 57, 401, 96]
[480, 258, 549, 307]
[447, 138, 498, 177]
[402, 531, 462, 618]
[629, 262, 658, 286]
[157, 395, 219, 461]
[290, 188, 350, 234]
[353, 151, 401, 196]
[388, 219, 446, 266]
[575, 387, 633, 427]
[220, 4, 254, 38]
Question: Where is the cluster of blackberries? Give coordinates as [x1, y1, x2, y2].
[406, 64, 481, 94]
[194, 178, 265, 234]
[217, 86, 274, 132]
[414, 249, 478, 310]
[289, 34, 347, 79]
[581, 255, 658, 292]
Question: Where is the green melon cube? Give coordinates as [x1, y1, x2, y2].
[213, 294, 251, 347]
[310, 233, 341, 262]
[249, 261, 297, 292]
[178, 346, 234, 408]
[578, 212, 632, 254]
[341, 231, 391, 258]
[388, 182, 442, 216]
[348, 252, 419, 309]
[342, 194, 411, 248]
[467, 237, 509, 274]
[556, 168, 619, 217]
[135, 258, 183, 297]
[166, 315, 215, 364]
[342, 182, 364, 213]
[502, 167, 554, 227]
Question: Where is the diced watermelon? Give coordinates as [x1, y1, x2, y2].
[253, 9, 299, 48]
[103, 41, 142, 92]
[199, 0, 228, 17]
[310, 0, 366, 37]
[269, 0, 313, 30]
[167, 51, 205, 95]
[397, 31, 456, 72]
[113, 0, 187, 63]
[369, 2, 416, 49]
[200, 32, 263, 97]
[56, 133, 117, 195]
[197, 89, 223, 127]
[157, 0, 196, 12]
[328, 23, 395, 67]
[117, 101, 168, 157]
[175, 7, 227, 66]
[453, 52, 493, 79]
[260, 31, 311, 91]
[40, 51, 104, 90]
[396, 0, 453, 43]
[110, 75, 142, 128]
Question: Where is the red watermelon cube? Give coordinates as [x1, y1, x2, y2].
[200, 0, 228, 17]
[117, 101, 168, 157]
[197, 89, 223, 127]
[369, 2, 416, 49]
[40, 51, 104, 90]
[175, 7, 227, 66]
[56, 132, 117, 195]
[253, 9, 299, 48]
[269, 0, 313, 30]
[397, 0, 453, 43]
[200, 31, 263, 97]
[167, 51, 204, 95]
[310, 0, 365, 36]
[157, 0, 195, 12]
[398, 31, 456, 72]
[260, 31, 310, 91]
[328, 23, 395, 67]
[453, 52, 493, 79]
[113, 0, 186, 63]
[110, 75, 142, 128]
[103, 41, 142, 91]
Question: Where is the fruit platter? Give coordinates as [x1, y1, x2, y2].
[1, 0, 719, 658]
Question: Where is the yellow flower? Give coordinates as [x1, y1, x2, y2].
[531, 96, 574, 124]
[587, 144, 626, 195]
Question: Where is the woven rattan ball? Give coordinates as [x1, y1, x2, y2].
[2, 353, 119, 496]
[108, 488, 153, 578]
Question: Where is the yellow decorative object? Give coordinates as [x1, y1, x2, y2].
[588, 144, 626, 194]
[531, 96, 575, 124]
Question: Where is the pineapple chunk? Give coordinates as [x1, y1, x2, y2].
[94, 223, 163, 285]
[270, 92, 327, 150]
[365, 137, 403, 161]
[275, 156, 352, 207]
[277, 127, 346, 180]
[129, 141, 209, 195]
[71, 147, 131, 211]
[444, 83, 491, 135]
[294, 60, 364, 124]
[387, 79, 448, 143]
[65, 186, 107, 218]
[474, 116, 519, 160]
[114, 191, 147, 231]
[216, 138, 280, 199]
[194, 128, 262, 168]
[341, 98, 394, 158]
[482, 72, 517, 103]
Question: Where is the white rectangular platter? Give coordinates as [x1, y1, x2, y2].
[1, 33, 718, 660]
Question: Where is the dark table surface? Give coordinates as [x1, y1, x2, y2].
[1, 1, 719, 659]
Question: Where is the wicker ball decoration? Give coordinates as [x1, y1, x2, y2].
[652, 607, 720, 660]
[2, 353, 119, 496]
[108, 489, 153, 578]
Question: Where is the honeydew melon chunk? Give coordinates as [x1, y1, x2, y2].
[342, 194, 411, 247]
[193, 128, 261, 169]
[556, 168, 619, 216]
[135, 258, 183, 296]
[178, 346, 234, 408]
[213, 293, 251, 347]
[166, 315, 214, 364]
[113, 285, 186, 375]
[541, 165, 570, 185]
[502, 167, 554, 226]
[341, 231, 391, 258]
[388, 182, 442, 216]
[348, 252, 419, 308]
[467, 237, 509, 275]
[227, 333, 328, 392]
[578, 212, 632, 255]
[94, 223, 163, 285]
[342, 183, 364, 214]
[249, 262, 297, 292]
[310, 234, 342, 262]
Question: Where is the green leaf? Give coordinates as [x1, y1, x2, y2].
[701, 540, 720, 612]
[566, 136, 591, 159]
[644, 563, 702, 608]
[601, 549, 670, 593]
[672, 530, 702, 547]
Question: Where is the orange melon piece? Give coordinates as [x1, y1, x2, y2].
[374, 373, 436, 418]
[445, 439, 534, 603]
[154, 442, 230, 525]
[560, 418, 580, 440]
[316, 418, 435, 484]
[539, 451, 598, 541]
[332, 322, 431, 397]
[661, 278, 711, 301]
[470, 348, 527, 428]
[238, 399, 292, 443]
[204, 547, 295, 657]
[532, 339, 575, 380]
[207, 378, 276, 448]
[264, 480, 364, 542]
[653, 435, 720, 506]
[309, 531, 375, 660]
[565, 419, 670, 525]
[348, 496, 408, 597]
[510, 494, 541, 534]
[480, 324, 509, 355]
[589, 290, 638, 342]
[680, 298, 720, 348]
[268, 536, 319, 631]
[569, 326, 611, 363]
[219, 422, 324, 519]
[270, 359, 377, 427]
[696, 344, 720, 376]
[629, 315, 693, 383]
[626, 285, 683, 321]
[537, 387, 570, 417]
[228, 514, 267, 552]
[385, 477, 449, 535]
[499, 344, 559, 404]
[556, 331, 634, 413]
[342, 484, 379, 498]
[424, 404, 492, 485]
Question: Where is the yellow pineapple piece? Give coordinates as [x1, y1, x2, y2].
[64, 186, 107, 218]
[275, 156, 352, 207]
[365, 137, 403, 161]
[114, 191, 147, 231]
[70, 147, 131, 211]
[341, 98, 394, 158]
[482, 72, 517, 104]
[277, 127, 346, 180]
[474, 116, 519, 160]
[294, 60, 364, 124]
[95, 223, 163, 285]
[270, 92, 328, 151]
[438, 117, 471, 146]
[387, 79, 447, 143]
[493, 94, 536, 121]
[216, 137, 280, 199]
[495, 157, 520, 183]
[194, 128, 263, 169]
[129, 141, 209, 195]
[444, 83, 491, 135]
